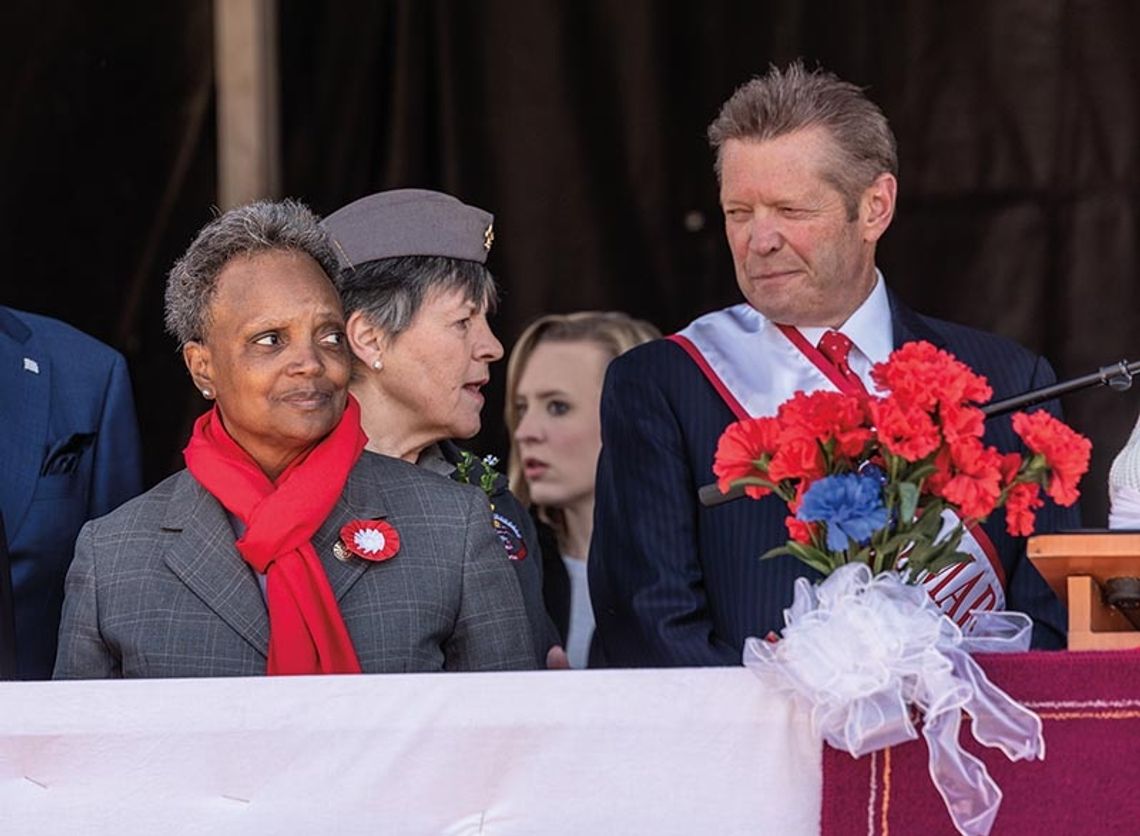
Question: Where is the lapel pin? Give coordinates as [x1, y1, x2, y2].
[335, 519, 400, 563]
[23, 357, 39, 374]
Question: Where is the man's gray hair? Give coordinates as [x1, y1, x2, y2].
[164, 199, 340, 345]
[707, 61, 898, 218]
[336, 256, 498, 342]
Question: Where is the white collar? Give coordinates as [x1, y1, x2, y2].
[796, 269, 893, 366]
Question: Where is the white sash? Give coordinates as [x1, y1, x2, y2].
[673, 305, 1007, 616]
[673, 305, 842, 419]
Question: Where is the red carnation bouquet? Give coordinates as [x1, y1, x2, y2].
[713, 340, 1092, 580]
[720, 341, 1087, 835]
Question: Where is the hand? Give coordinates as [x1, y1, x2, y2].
[545, 644, 570, 669]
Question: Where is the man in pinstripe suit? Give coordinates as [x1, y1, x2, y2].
[588, 62, 1072, 667]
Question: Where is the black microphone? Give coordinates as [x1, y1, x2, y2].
[698, 358, 1140, 508]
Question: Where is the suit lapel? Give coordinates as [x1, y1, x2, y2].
[313, 457, 390, 602]
[160, 456, 390, 657]
[0, 311, 51, 539]
[161, 472, 270, 657]
[888, 290, 949, 350]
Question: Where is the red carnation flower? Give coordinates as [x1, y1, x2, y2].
[832, 422, 875, 461]
[998, 451, 1022, 485]
[777, 390, 865, 437]
[871, 341, 942, 410]
[925, 446, 954, 495]
[872, 341, 992, 411]
[1011, 411, 1092, 506]
[713, 416, 781, 498]
[776, 390, 838, 439]
[786, 516, 815, 545]
[940, 403, 985, 445]
[869, 396, 943, 462]
[1005, 481, 1045, 537]
[787, 480, 811, 515]
[936, 438, 1005, 520]
[767, 436, 827, 484]
[775, 389, 872, 464]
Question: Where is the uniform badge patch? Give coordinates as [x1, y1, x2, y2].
[492, 512, 528, 561]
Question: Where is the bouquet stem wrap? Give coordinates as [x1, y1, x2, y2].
[743, 564, 1044, 836]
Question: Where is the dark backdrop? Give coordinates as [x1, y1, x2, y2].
[4, 1, 1139, 526]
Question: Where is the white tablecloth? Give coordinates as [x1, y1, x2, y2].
[0, 668, 820, 835]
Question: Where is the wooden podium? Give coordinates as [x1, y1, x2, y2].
[1028, 532, 1140, 650]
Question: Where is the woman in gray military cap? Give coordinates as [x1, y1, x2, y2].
[323, 189, 561, 668]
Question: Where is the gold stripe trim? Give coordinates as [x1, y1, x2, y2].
[879, 745, 892, 835]
[1040, 710, 1140, 721]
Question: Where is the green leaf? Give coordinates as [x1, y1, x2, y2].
[788, 542, 837, 575]
[877, 529, 922, 555]
[727, 476, 780, 493]
[846, 543, 888, 573]
[924, 550, 972, 578]
[454, 451, 475, 484]
[904, 463, 939, 483]
[906, 525, 969, 579]
[912, 506, 945, 540]
[897, 482, 920, 525]
[761, 541, 836, 576]
[760, 545, 797, 562]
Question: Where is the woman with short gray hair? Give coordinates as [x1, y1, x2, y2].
[164, 199, 341, 345]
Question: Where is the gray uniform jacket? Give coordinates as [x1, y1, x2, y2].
[53, 451, 536, 678]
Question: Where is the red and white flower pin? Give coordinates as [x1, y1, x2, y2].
[334, 519, 400, 563]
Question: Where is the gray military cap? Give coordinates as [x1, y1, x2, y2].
[322, 189, 495, 270]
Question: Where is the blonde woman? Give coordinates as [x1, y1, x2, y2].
[506, 312, 660, 668]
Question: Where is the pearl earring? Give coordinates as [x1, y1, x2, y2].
[372, 359, 382, 370]
[201, 388, 212, 398]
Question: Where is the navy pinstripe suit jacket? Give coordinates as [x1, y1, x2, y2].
[588, 294, 1074, 667]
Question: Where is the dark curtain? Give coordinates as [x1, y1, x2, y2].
[5, 1, 1139, 526]
[1, 1, 216, 481]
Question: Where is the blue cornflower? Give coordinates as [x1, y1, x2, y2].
[796, 473, 889, 552]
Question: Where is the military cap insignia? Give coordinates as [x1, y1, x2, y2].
[483, 222, 495, 253]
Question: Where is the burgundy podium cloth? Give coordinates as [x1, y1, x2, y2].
[821, 649, 1140, 835]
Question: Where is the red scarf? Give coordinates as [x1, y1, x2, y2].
[184, 395, 367, 675]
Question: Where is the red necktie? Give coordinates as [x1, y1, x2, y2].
[817, 330, 869, 396]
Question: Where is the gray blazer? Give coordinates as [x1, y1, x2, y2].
[53, 451, 536, 677]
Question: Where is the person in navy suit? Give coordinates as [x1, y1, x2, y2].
[588, 62, 1074, 667]
[0, 306, 143, 678]
[0, 515, 14, 678]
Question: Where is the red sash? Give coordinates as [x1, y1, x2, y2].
[775, 324, 871, 398]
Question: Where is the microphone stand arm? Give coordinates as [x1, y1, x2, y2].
[981, 359, 1140, 418]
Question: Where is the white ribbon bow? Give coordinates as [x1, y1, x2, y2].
[744, 563, 1044, 836]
